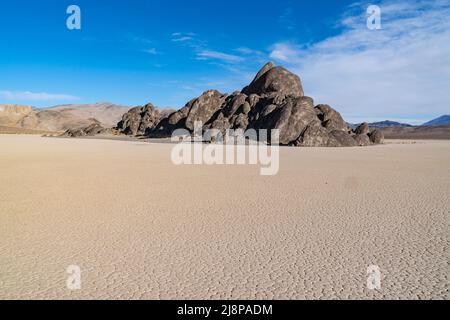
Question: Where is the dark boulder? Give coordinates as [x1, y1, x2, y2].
[117, 103, 160, 136]
[328, 130, 358, 147]
[354, 134, 372, 146]
[63, 122, 114, 137]
[369, 130, 385, 144]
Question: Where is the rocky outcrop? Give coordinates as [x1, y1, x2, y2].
[116, 103, 160, 136]
[62, 121, 116, 137]
[355, 123, 370, 135]
[151, 90, 228, 137]
[184, 90, 228, 131]
[136, 62, 384, 147]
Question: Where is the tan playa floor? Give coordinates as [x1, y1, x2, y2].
[0, 135, 449, 299]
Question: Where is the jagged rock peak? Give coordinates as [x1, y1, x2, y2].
[242, 62, 304, 98]
[252, 61, 275, 83]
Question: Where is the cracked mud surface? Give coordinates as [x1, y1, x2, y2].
[0, 136, 449, 299]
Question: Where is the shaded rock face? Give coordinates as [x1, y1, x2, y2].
[315, 104, 349, 132]
[354, 134, 371, 146]
[296, 122, 332, 147]
[242, 63, 304, 98]
[116, 103, 160, 136]
[184, 90, 227, 131]
[249, 96, 319, 145]
[142, 62, 384, 147]
[369, 130, 384, 144]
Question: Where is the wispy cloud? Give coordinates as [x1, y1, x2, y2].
[171, 32, 248, 65]
[172, 32, 196, 37]
[196, 50, 244, 63]
[269, 0, 450, 122]
[171, 32, 197, 43]
[0, 90, 80, 101]
[142, 48, 159, 55]
[235, 47, 265, 56]
[172, 36, 193, 42]
[127, 34, 153, 45]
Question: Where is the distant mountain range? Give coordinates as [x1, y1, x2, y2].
[345, 116, 450, 139]
[347, 120, 411, 130]
[422, 115, 450, 127]
[381, 125, 450, 140]
[347, 116, 450, 140]
[368, 120, 414, 128]
[348, 115, 450, 129]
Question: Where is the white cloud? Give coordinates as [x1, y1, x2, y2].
[269, 0, 450, 123]
[172, 32, 196, 37]
[171, 32, 197, 43]
[0, 90, 80, 101]
[142, 48, 159, 55]
[196, 50, 244, 63]
[269, 42, 303, 63]
[235, 47, 264, 56]
[172, 36, 193, 42]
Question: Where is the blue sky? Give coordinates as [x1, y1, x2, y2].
[1, 0, 449, 124]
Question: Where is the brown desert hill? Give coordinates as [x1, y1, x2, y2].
[0, 102, 131, 133]
[0, 104, 34, 127]
[44, 102, 131, 128]
[23, 102, 131, 132]
[116, 62, 384, 147]
[381, 125, 450, 140]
